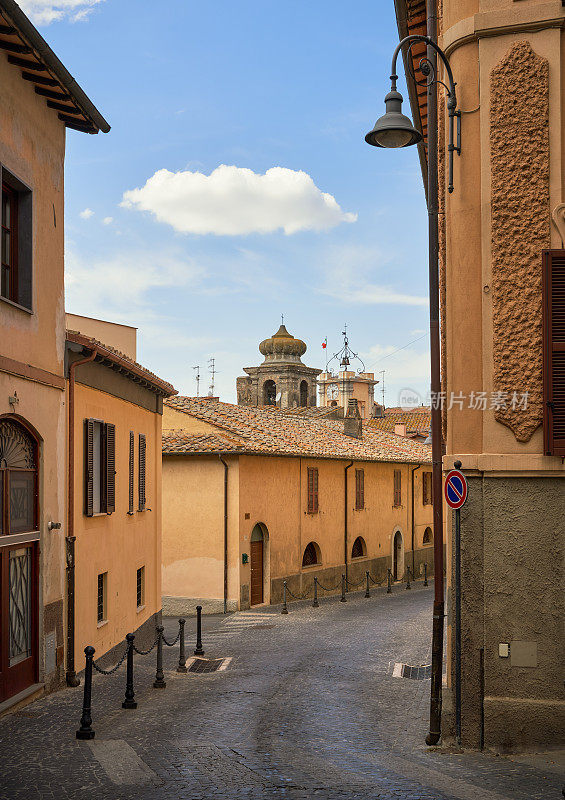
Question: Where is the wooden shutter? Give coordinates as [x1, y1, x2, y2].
[128, 431, 134, 514]
[138, 433, 146, 511]
[423, 472, 431, 505]
[355, 469, 364, 509]
[543, 251, 565, 456]
[307, 467, 318, 513]
[394, 469, 401, 506]
[84, 418, 94, 517]
[105, 423, 116, 514]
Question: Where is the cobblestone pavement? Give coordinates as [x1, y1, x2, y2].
[0, 581, 563, 800]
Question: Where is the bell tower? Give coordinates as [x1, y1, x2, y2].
[237, 324, 321, 408]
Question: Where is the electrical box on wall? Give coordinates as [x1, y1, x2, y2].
[242, 553, 248, 564]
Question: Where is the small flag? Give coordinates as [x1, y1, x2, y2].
[322, 338, 327, 349]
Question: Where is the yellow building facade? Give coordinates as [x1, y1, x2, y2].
[161, 398, 435, 614]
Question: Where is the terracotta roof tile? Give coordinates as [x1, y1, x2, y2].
[163, 397, 431, 464]
[367, 407, 431, 435]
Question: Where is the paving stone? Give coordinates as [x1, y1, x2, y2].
[0, 582, 562, 800]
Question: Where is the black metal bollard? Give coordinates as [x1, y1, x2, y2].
[194, 605, 205, 655]
[387, 569, 392, 593]
[76, 646, 95, 740]
[423, 563, 428, 587]
[281, 581, 288, 614]
[340, 574, 346, 602]
[406, 566, 411, 590]
[122, 634, 137, 709]
[177, 618, 187, 673]
[153, 626, 166, 688]
[312, 577, 319, 608]
[365, 571, 371, 598]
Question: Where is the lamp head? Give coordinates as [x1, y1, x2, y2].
[365, 89, 422, 149]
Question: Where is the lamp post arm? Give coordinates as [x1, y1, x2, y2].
[390, 34, 457, 105]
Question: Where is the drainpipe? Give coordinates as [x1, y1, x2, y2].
[66, 346, 97, 687]
[411, 464, 421, 576]
[344, 461, 353, 585]
[218, 455, 228, 614]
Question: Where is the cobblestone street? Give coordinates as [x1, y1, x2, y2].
[0, 581, 562, 800]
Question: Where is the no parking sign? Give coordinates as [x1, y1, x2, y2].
[444, 469, 467, 509]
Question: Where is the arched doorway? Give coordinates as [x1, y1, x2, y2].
[393, 530, 403, 581]
[263, 380, 276, 406]
[250, 524, 266, 605]
[299, 380, 308, 407]
[0, 417, 39, 703]
[423, 527, 433, 545]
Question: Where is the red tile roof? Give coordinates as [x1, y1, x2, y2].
[367, 407, 431, 436]
[163, 397, 431, 464]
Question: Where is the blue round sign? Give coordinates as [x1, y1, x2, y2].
[444, 469, 467, 509]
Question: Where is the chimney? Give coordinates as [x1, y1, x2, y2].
[394, 423, 407, 437]
[344, 398, 362, 439]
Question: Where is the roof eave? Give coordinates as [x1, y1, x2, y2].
[0, 0, 110, 133]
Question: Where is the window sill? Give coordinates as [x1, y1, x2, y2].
[301, 563, 322, 570]
[0, 295, 33, 315]
[350, 555, 368, 561]
[97, 619, 108, 629]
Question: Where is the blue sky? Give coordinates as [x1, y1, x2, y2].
[27, 0, 430, 405]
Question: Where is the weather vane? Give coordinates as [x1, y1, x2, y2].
[326, 326, 365, 374]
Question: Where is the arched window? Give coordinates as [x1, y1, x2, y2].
[263, 380, 276, 405]
[351, 536, 367, 559]
[423, 527, 433, 545]
[302, 541, 321, 567]
[0, 418, 38, 534]
[300, 380, 308, 407]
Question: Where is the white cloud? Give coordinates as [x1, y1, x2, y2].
[102, 216, 114, 225]
[18, 0, 103, 24]
[65, 248, 204, 322]
[121, 164, 357, 236]
[318, 245, 428, 307]
[79, 208, 94, 219]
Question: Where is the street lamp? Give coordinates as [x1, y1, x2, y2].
[365, 32, 461, 746]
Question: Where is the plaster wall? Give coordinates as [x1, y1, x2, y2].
[65, 314, 137, 361]
[0, 52, 66, 376]
[72, 383, 163, 665]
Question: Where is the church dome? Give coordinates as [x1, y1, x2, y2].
[259, 324, 307, 361]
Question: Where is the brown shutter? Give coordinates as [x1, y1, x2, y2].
[307, 467, 318, 513]
[394, 470, 401, 506]
[313, 468, 318, 512]
[138, 433, 146, 511]
[355, 469, 364, 509]
[128, 431, 134, 514]
[84, 418, 94, 517]
[543, 250, 565, 456]
[105, 423, 116, 513]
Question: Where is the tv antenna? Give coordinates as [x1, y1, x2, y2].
[193, 365, 200, 397]
[380, 370, 385, 410]
[208, 357, 216, 397]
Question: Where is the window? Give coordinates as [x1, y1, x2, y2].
[97, 572, 107, 624]
[423, 472, 433, 505]
[0, 419, 38, 536]
[351, 536, 367, 559]
[393, 469, 402, 507]
[355, 469, 364, 510]
[136, 566, 145, 609]
[542, 250, 565, 455]
[307, 467, 318, 513]
[128, 431, 134, 514]
[0, 171, 32, 310]
[263, 380, 276, 406]
[423, 527, 433, 545]
[138, 433, 146, 511]
[302, 541, 320, 567]
[300, 380, 308, 407]
[84, 420, 115, 516]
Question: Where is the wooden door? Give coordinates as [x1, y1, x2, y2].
[250, 540, 263, 605]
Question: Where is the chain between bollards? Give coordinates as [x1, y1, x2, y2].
[424, 563, 428, 586]
[340, 574, 346, 602]
[122, 633, 137, 709]
[153, 626, 166, 688]
[194, 605, 205, 655]
[387, 568, 392, 593]
[76, 646, 95, 740]
[177, 618, 187, 673]
[406, 566, 412, 590]
[281, 580, 288, 614]
[313, 576, 319, 608]
[365, 571, 371, 598]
